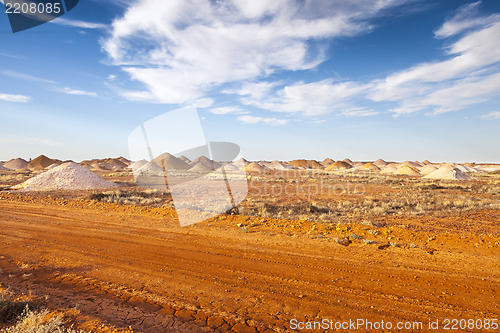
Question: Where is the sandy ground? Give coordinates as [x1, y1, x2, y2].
[0, 193, 498, 332]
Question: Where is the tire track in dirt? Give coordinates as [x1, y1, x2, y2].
[0, 199, 499, 332]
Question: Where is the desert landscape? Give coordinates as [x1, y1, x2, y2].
[0, 154, 498, 332]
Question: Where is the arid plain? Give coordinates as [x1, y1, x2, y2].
[0, 154, 499, 332]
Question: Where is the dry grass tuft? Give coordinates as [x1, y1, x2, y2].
[1, 308, 85, 333]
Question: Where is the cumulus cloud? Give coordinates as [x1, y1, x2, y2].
[102, 0, 500, 120]
[0, 93, 31, 103]
[237, 115, 288, 126]
[102, 0, 408, 104]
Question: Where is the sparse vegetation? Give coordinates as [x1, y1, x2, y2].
[1, 308, 86, 333]
[0, 289, 32, 324]
[87, 189, 171, 207]
[46, 169, 499, 226]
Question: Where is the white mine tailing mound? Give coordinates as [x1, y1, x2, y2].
[418, 164, 438, 175]
[452, 163, 479, 173]
[223, 163, 240, 171]
[380, 164, 399, 174]
[4, 158, 28, 170]
[423, 164, 471, 180]
[136, 161, 164, 173]
[129, 159, 148, 170]
[267, 160, 295, 171]
[12, 162, 118, 191]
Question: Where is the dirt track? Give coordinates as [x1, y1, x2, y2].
[0, 196, 499, 332]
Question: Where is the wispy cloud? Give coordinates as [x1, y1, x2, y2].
[0, 51, 26, 60]
[237, 115, 288, 126]
[53, 17, 108, 29]
[102, 0, 410, 104]
[434, 1, 499, 38]
[60, 87, 98, 97]
[1, 70, 56, 84]
[238, 3, 500, 118]
[208, 106, 249, 115]
[481, 111, 500, 120]
[0, 136, 62, 146]
[342, 107, 379, 117]
[239, 79, 368, 116]
[0, 93, 31, 103]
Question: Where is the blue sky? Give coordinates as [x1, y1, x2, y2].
[0, 0, 499, 163]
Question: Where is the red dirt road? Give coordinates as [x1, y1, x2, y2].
[0, 196, 499, 332]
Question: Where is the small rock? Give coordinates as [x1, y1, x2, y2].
[335, 237, 352, 246]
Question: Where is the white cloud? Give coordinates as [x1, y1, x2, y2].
[61, 87, 98, 97]
[53, 17, 107, 29]
[1, 70, 56, 84]
[342, 107, 379, 117]
[192, 98, 214, 108]
[237, 115, 288, 126]
[370, 19, 500, 115]
[208, 106, 248, 115]
[223, 81, 282, 100]
[434, 1, 500, 38]
[251, 7, 500, 118]
[103, 0, 408, 104]
[0, 94, 31, 103]
[481, 111, 500, 120]
[241, 79, 368, 116]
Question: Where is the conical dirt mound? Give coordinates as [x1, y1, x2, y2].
[360, 162, 380, 171]
[419, 164, 438, 175]
[326, 161, 353, 171]
[374, 159, 388, 167]
[321, 158, 335, 167]
[244, 162, 267, 172]
[136, 161, 165, 173]
[4, 158, 28, 170]
[129, 159, 148, 170]
[423, 164, 471, 180]
[342, 158, 353, 166]
[380, 164, 399, 174]
[267, 160, 294, 170]
[12, 162, 117, 191]
[152, 153, 190, 170]
[394, 165, 421, 176]
[288, 160, 324, 169]
[403, 161, 422, 168]
[178, 155, 191, 163]
[189, 156, 221, 170]
[189, 162, 213, 171]
[28, 155, 60, 170]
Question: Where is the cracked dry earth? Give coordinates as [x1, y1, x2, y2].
[0, 194, 499, 332]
